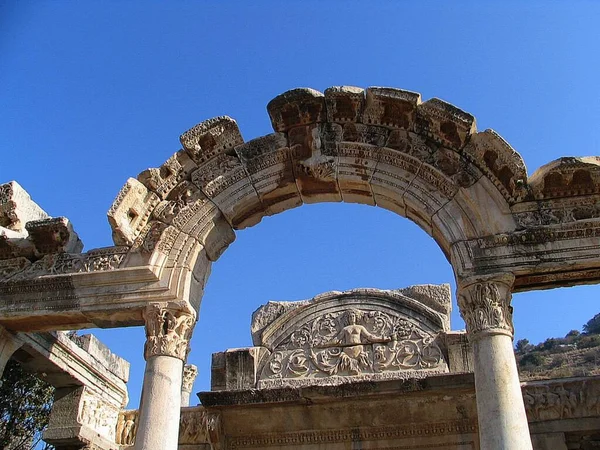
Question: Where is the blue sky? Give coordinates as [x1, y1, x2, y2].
[2, 2, 600, 408]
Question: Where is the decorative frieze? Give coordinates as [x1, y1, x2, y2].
[78, 388, 120, 442]
[523, 378, 600, 422]
[143, 304, 195, 360]
[228, 420, 477, 449]
[259, 307, 446, 388]
[457, 274, 515, 338]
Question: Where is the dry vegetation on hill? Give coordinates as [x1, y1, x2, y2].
[517, 313, 600, 381]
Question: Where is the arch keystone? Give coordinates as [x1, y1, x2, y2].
[267, 88, 326, 132]
[362, 87, 421, 129]
[324, 86, 365, 123]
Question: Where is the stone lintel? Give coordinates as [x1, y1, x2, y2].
[15, 332, 128, 404]
[200, 372, 476, 407]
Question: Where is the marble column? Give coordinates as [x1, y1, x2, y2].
[181, 364, 198, 407]
[457, 273, 532, 450]
[134, 304, 195, 450]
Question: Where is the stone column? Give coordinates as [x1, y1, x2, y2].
[133, 303, 195, 450]
[457, 273, 532, 450]
[181, 364, 198, 407]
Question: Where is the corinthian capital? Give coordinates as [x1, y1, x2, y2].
[143, 304, 195, 360]
[457, 273, 515, 339]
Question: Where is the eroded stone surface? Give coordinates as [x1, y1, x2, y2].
[0, 181, 49, 232]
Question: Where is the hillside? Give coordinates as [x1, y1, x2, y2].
[516, 313, 600, 381]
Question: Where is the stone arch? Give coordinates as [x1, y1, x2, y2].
[108, 86, 527, 296]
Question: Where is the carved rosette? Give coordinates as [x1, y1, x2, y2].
[143, 304, 195, 360]
[182, 364, 199, 393]
[457, 273, 515, 339]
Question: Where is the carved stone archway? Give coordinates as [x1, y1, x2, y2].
[2, 86, 600, 449]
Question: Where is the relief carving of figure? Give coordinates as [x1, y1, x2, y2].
[330, 309, 388, 375]
[260, 307, 446, 386]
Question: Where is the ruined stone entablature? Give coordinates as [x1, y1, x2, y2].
[234, 285, 452, 389]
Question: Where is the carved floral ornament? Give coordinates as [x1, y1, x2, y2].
[143, 304, 195, 361]
[259, 307, 446, 387]
[457, 273, 515, 338]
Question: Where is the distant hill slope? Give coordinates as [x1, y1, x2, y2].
[516, 314, 600, 380]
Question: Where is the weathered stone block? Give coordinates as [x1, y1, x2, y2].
[463, 129, 527, 203]
[324, 86, 364, 123]
[26, 217, 83, 256]
[108, 178, 160, 246]
[190, 153, 266, 229]
[415, 98, 476, 150]
[267, 88, 326, 132]
[211, 347, 269, 391]
[362, 87, 421, 129]
[235, 133, 302, 215]
[75, 334, 130, 382]
[138, 150, 198, 200]
[0, 181, 49, 232]
[529, 156, 600, 201]
[180, 116, 244, 165]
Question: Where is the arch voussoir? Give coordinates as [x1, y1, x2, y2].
[234, 133, 302, 216]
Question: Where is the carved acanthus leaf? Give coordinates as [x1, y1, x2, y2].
[143, 304, 195, 360]
[457, 274, 514, 338]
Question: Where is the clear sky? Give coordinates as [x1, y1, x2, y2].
[2, 2, 600, 408]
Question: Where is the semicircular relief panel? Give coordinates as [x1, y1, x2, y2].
[249, 285, 452, 388]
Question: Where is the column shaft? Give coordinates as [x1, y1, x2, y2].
[134, 356, 183, 450]
[473, 334, 531, 449]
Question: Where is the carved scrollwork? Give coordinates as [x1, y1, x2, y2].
[457, 274, 514, 338]
[143, 304, 195, 360]
[259, 308, 446, 387]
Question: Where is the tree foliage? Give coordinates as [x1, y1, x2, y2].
[583, 313, 600, 335]
[0, 360, 54, 450]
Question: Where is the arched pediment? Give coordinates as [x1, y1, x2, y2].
[248, 285, 452, 388]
